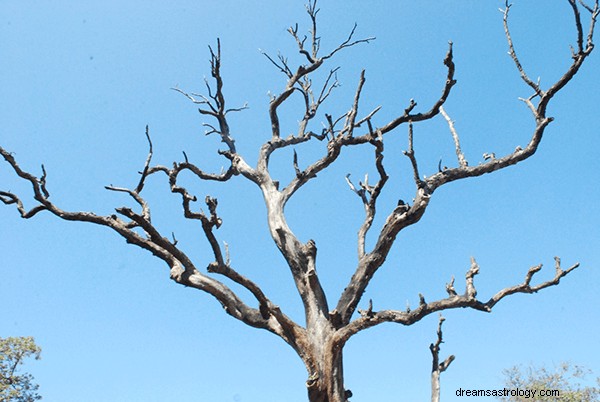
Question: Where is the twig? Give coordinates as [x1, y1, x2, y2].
[439, 106, 468, 168]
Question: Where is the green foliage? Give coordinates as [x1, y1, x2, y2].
[0, 337, 42, 402]
[499, 362, 600, 402]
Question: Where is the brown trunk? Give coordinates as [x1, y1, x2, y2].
[304, 334, 348, 402]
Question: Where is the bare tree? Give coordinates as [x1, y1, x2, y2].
[1, 1, 598, 401]
[430, 315, 454, 402]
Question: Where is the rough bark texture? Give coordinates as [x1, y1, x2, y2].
[1, 1, 598, 400]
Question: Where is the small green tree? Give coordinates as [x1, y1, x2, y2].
[499, 362, 600, 402]
[0, 337, 42, 402]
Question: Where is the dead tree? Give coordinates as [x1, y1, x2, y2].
[430, 315, 455, 402]
[1, 1, 598, 401]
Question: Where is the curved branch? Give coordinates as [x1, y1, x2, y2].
[502, 3, 544, 97]
[377, 41, 456, 135]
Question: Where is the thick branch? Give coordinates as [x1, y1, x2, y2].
[0, 145, 307, 348]
[335, 256, 580, 341]
[333, 2, 598, 324]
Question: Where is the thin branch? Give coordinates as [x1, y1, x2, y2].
[323, 23, 376, 61]
[225, 102, 249, 115]
[502, 2, 544, 96]
[579, 0, 595, 13]
[439, 106, 468, 168]
[345, 174, 368, 204]
[104, 185, 149, 227]
[264, 2, 373, 144]
[357, 299, 374, 319]
[540, 0, 599, 113]
[342, 70, 366, 138]
[261, 50, 294, 78]
[350, 135, 388, 259]
[485, 257, 579, 306]
[172, 87, 215, 111]
[377, 42, 456, 135]
[445, 276, 457, 297]
[307, 0, 320, 60]
[174, 39, 239, 154]
[354, 106, 382, 129]
[568, 0, 586, 53]
[316, 67, 340, 106]
[293, 149, 302, 178]
[403, 122, 423, 187]
[135, 125, 153, 194]
[0, 190, 47, 219]
[585, 1, 599, 49]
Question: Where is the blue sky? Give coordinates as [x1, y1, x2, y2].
[1, 1, 599, 401]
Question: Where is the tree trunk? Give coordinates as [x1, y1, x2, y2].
[304, 330, 348, 402]
[306, 354, 346, 402]
[431, 370, 441, 402]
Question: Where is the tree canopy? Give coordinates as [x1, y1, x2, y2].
[0, 336, 42, 402]
[499, 362, 600, 402]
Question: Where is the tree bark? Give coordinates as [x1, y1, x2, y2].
[304, 331, 347, 402]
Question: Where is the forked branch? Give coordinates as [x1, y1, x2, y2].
[172, 38, 245, 153]
[344, 133, 388, 259]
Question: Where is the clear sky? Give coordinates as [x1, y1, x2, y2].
[1, 1, 599, 401]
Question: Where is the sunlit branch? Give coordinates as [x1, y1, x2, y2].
[439, 106, 468, 168]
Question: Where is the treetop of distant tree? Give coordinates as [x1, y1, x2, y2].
[0, 336, 42, 402]
[499, 362, 600, 402]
